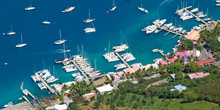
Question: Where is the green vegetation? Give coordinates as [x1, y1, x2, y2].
[182, 40, 194, 50]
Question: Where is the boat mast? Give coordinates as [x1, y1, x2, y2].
[81, 45, 84, 57]
[88, 9, 91, 19]
[59, 29, 62, 41]
[94, 59, 97, 71]
[53, 66, 55, 77]
[108, 41, 110, 53]
[63, 43, 66, 58]
[20, 33, 23, 43]
[113, 0, 115, 7]
[140, 0, 143, 7]
[10, 24, 13, 32]
[30, 0, 32, 7]
[91, 22, 96, 28]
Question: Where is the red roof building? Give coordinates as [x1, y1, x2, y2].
[159, 59, 166, 66]
[196, 58, 216, 66]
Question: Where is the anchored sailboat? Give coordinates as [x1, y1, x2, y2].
[7, 24, 16, 36]
[54, 30, 66, 45]
[42, 16, 51, 25]
[110, 0, 117, 11]
[84, 9, 95, 23]
[16, 33, 27, 48]
[55, 43, 71, 64]
[25, 0, 36, 11]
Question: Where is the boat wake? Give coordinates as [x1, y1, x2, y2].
[159, 0, 175, 6]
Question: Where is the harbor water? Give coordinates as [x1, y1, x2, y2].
[0, 0, 219, 107]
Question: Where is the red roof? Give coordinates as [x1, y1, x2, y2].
[167, 58, 176, 63]
[159, 59, 166, 66]
[188, 72, 210, 79]
[196, 58, 216, 66]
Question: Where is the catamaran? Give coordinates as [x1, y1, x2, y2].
[55, 43, 71, 64]
[62, 7, 75, 13]
[84, 9, 95, 23]
[110, 0, 117, 11]
[84, 22, 96, 33]
[7, 24, 16, 36]
[138, 0, 148, 13]
[54, 30, 66, 45]
[25, 0, 36, 11]
[16, 33, 27, 48]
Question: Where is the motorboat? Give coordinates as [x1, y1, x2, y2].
[3, 102, 13, 108]
[7, 24, 16, 36]
[138, 0, 148, 13]
[42, 21, 51, 25]
[65, 67, 77, 72]
[62, 7, 75, 13]
[84, 27, 96, 33]
[203, 18, 212, 21]
[216, 0, 220, 3]
[190, 8, 198, 13]
[46, 76, 59, 83]
[146, 25, 157, 34]
[16, 33, 27, 48]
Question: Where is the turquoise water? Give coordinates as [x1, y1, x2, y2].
[0, 0, 219, 107]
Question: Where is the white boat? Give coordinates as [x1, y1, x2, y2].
[31, 75, 40, 82]
[113, 44, 129, 52]
[3, 102, 13, 108]
[54, 30, 66, 45]
[42, 21, 51, 25]
[138, 0, 148, 13]
[65, 67, 77, 72]
[62, 7, 75, 13]
[7, 24, 16, 36]
[84, 22, 96, 33]
[216, 0, 220, 3]
[46, 76, 59, 83]
[115, 63, 127, 70]
[203, 18, 212, 21]
[216, 4, 220, 6]
[146, 25, 157, 34]
[84, 9, 95, 23]
[190, 8, 198, 13]
[25, 0, 35, 11]
[110, 0, 117, 11]
[16, 33, 27, 48]
[38, 83, 47, 90]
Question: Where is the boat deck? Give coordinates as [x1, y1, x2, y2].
[114, 52, 131, 68]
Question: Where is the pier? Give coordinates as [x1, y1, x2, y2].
[35, 73, 57, 96]
[157, 26, 185, 38]
[183, 7, 207, 25]
[22, 96, 31, 103]
[25, 89, 35, 99]
[114, 52, 131, 68]
[72, 59, 90, 81]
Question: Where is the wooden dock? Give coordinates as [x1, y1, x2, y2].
[183, 7, 207, 25]
[25, 89, 35, 99]
[22, 96, 30, 103]
[157, 26, 184, 38]
[72, 60, 89, 80]
[176, 6, 192, 13]
[114, 52, 131, 68]
[35, 73, 57, 96]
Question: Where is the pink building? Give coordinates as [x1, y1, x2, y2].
[159, 59, 166, 66]
[167, 58, 176, 63]
[188, 72, 210, 79]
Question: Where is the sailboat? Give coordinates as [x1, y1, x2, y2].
[16, 33, 27, 48]
[25, 0, 36, 11]
[83, 9, 95, 23]
[54, 30, 66, 45]
[110, 0, 117, 11]
[84, 22, 96, 33]
[55, 43, 71, 64]
[7, 24, 16, 36]
[42, 16, 51, 25]
[62, 7, 75, 13]
[138, 0, 148, 13]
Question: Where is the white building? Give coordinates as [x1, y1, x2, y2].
[96, 84, 114, 94]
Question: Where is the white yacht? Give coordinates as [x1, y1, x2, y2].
[138, 0, 148, 13]
[46, 76, 59, 83]
[113, 44, 129, 52]
[110, 0, 117, 11]
[146, 25, 157, 34]
[38, 83, 47, 90]
[62, 7, 75, 13]
[3, 102, 13, 108]
[25, 0, 35, 11]
[42, 21, 51, 25]
[217, 4, 220, 6]
[31, 75, 40, 82]
[16, 33, 27, 48]
[190, 8, 198, 13]
[84, 27, 96, 33]
[216, 0, 220, 3]
[84, 9, 95, 23]
[65, 66, 77, 72]
[115, 63, 127, 70]
[54, 30, 66, 45]
[7, 24, 16, 36]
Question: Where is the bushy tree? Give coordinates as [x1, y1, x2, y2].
[182, 40, 194, 50]
[184, 62, 200, 73]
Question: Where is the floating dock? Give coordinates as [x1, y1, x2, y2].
[114, 52, 131, 68]
[24, 89, 35, 99]
[157, 26, 185, 38]
[35, 73, 58, 96]
[22, 96, 30, 103]
[72, 59, 90, 81]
